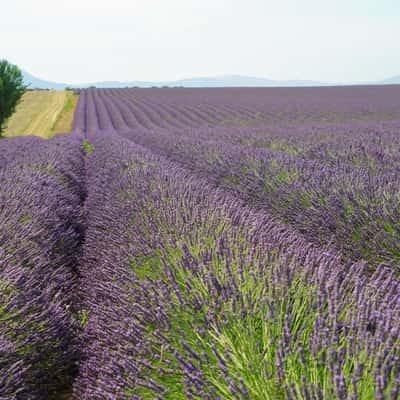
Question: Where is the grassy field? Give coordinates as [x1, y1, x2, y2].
[3, 90, 78, 138]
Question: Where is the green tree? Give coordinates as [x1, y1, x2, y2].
[0, 60, 26, 136]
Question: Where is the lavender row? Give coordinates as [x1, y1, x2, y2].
[118, 126, 400, 269]
[73, 88, 400, 269]
[108, 86, 400, 125]
[0, 134, 85, 399]
[0, 136, 47, 169]
[141, 121, 400, 168]
[72, 133, 400, 399]
[82, 88, 400, 171]
[76, 86, 400, 134]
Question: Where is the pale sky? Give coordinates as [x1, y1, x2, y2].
[1, 0, 399, 84]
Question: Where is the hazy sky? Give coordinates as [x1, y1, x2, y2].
[1, 0, 399, 83]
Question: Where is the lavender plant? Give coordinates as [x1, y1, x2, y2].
[78, 87, 400, 269]
[0, 134, 85, 399]
[72, 135, 400, 399]
[2, 85, 400, 399]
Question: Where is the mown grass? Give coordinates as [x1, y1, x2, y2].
[2, 90, 78, 138]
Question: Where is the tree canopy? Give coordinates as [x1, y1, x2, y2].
[0, 60, 26, 136]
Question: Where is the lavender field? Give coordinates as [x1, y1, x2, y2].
[1, 86, 400, 399]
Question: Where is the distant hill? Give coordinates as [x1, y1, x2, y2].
[168, 75, 324, 88]
[23, 70, 68, 90]
[22, 71, 325, 89]
[22, 70, 400, 89]
[379, 75, 400, 85]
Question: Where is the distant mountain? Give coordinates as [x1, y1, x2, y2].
[171, 75, 326, 87]
[22, 70, 68, 90]
[82, 80, 157, 89]
[379, 75, 400, 85]
[22, 70, 400, 89]
[22, 71, 324, 89]
[82, 75, 325, 88]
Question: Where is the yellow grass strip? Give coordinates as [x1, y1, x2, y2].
[3, 90, 78, 138]
[52, 91, 79, 134]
